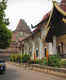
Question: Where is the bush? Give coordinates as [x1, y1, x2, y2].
[43, 57, 47, 65]
[16, 54, 22, 63]
[22, 54, 30, 63]
[10, 54, 31, 63]
[29, 59, 34, 64]
[10, 54, 62, 68]
[35, 59, 43, 64]
[48, 55, 61, 67]
[29, 58, 43, 64]
[10, 54, 22, 63]
[35, 59, 39, 64]
[10, 54, 15, 62]
[60, 60, 66, 68]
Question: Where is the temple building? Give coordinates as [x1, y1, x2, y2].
[3, 19, 32, 55]
[24, 0, 66, 59]
[22, 13, 49, 59]
[45, 0, 66, 57]
[12, 19, 32, 53]
[3, 0, 66, 60]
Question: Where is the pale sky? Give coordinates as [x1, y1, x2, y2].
[5, 0, 61, 31]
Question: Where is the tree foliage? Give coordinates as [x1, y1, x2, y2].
[0, 0, 12, 49]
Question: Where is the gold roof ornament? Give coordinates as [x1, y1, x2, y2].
[62, 18, 66, 23]
[54, 2, 66, 16]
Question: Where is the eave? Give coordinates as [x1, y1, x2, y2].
[45, 2, 66, 42]
[55, 3, 66, 16]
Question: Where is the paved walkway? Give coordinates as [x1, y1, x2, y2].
[0, 62, 66, 80]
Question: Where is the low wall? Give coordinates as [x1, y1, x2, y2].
[31, 64, 66, 73]
[21, 64, 66, 78]
[31, 64, 66, 77]
[9, 62, 66, 78]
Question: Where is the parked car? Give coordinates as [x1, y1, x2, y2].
[0, 59, 6, 73]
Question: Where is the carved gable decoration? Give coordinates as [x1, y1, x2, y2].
[14, 19, 32, 40]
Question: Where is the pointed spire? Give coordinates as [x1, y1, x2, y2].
[15, 19, 31, 33]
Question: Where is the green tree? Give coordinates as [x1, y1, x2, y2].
[0, 0, 12, 49]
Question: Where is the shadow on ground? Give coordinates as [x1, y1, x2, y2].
[0, 67, 20, 80]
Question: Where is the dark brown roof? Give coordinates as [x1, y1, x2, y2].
[22, 13, 50, 41]
[33, 0, 66, 33]
[33, 12, 50, 33]
[41, 12, 50, 22]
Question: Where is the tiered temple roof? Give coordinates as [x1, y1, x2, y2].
[15, 19, 31, 34]
[12, 19, 32, 41]
[45, 0, 66, 42]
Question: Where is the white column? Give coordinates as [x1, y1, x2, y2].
[24, 43, 27, 55]
[24, 46, 25, 54]
[32, 41, 35, 59]
[53, 36, 57, 55]
[39, 39, 43, 59]
[27, 43, 29, 55]
[48, 42, 53, 55]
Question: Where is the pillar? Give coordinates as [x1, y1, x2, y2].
[48, 42, 53, 55]
[39, 39, 44, 59]
[53, 36, 57, 55]
[24, 46, 25, 54]
[32, 41, 36, 59]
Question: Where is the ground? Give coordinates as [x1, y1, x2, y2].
[0, 62, 66, 80]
